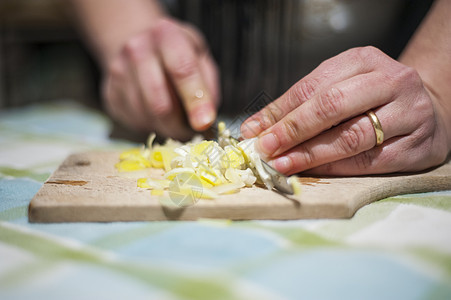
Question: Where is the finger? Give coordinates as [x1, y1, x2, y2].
[102, 77, 129, 125]
[152, 80, 195, 140]
[123, 33, 173, 117]
[153, 19, 216, 131]
[312, 117, 449, 175]
[180, 22, 209, 54]
[123, 30, 196, 139]
[241, 46, 396, 138]
[103, 57, 150, 131]
[305, 136, 416, 175]
[127, 60, 194, 139]
[255, 71, 396, 159]
[119, 58, 154, 131]
[305, 107, 445, 176]
[181, 23, 220, 107]
[199, 53, 220, 108]
[267, 100, 417, 175]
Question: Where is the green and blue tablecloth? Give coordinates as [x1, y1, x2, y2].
[1, 101, 451, 299]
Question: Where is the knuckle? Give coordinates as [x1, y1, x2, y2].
[151, 103, 170, 116]
[297, 145, 316, 167]
[396, 65, 421, 87]
[151, 103, 171, 117]
[320, 162, 335, 174]
[281, 117, 302, 143]
[266, 102, 284, 121]
[346, 46, 381, 66]
[290, 78, 319, 105]
[147, 87, 170, 115]
[255, 108, 277, 129]
[385, 65, 423, 102]
[339, 123, 365, 154]
[123, 35, 150, 63]
[169, 54, 198, 80]
[148, 81, 165, 98]
[355, 46, 380, 60]
[181, 23, 207, 52]
[152, 18, 178, 36]
[353, 150, 374, 171]
[106, 58, 126, 79]
[316, 87, 344, 121]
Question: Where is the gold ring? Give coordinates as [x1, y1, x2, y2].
[366, 110, 384, 146]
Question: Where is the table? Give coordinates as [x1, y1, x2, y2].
[1, 101, 451, 299]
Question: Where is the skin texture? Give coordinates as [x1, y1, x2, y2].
[71, 0, 219, 140]
[241, 0, 451, 176]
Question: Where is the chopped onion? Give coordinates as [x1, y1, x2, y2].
[116, 121, 301, 202]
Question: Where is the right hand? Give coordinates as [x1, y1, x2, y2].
[102, 18, 219, 140]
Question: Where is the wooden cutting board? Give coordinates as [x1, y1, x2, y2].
[28, 151, 451, 223]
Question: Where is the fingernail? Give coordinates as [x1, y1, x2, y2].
[269, 156, 292, 174]
[192, 106, 215, 130]
[241, 120, 262, 138]
[256, 132, 279, 157]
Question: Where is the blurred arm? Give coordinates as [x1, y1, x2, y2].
[70, 0, 165, 68]
[399, 0, 451, 149]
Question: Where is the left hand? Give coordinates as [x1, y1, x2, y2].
[101, 18, 219, 140]
[240, 46, 450, 175]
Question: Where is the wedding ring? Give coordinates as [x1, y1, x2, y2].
[366, 110, 384, 146]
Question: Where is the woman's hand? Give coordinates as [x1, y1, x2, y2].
[241, 46, 450, 175]
[102, 18, 219, 140]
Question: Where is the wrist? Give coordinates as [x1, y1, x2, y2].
[426, 85, 451, 153]
[79, 0, 167, 69]
[101, 14, 168, 69]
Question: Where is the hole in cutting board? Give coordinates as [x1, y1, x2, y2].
[45, 180, 88, 186]
[75, 160, 91, 166]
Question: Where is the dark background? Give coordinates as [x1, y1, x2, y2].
[0, 0, 434, 114]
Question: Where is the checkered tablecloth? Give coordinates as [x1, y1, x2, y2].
[1, 101, 451, 300]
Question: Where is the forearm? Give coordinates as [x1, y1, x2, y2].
[399, 0, 451, 148]
[70, 0, 166, 68]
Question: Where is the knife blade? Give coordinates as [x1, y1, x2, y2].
[227, 135, 294, 195]
[260, 159, 294, 195]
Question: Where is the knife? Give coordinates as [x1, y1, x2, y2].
[260, 159, 294, 195]
[228, 135, 294, 195]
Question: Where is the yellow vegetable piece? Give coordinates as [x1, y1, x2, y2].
[199, 178, 214, 188]
[199, 172, 215, 185]
[165, 168, 195, 180]
[149, 146, 178, 171]
[149, 147, 164, 169]
[174, 186, 217, 199]
[218, 121, 226, 134]
[115, 157, 151, 172]
[151, 189, 165, 196]
[191, 141, 214, 156]
[119, 148, 143, 160]
[161, 149, 178, 172]
[236, 143, 251, 165]
[288, 175, 302, 196]
[137, 178, 151, 188]
[222, 145, 245, 169]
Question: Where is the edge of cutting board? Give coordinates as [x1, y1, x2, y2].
[28, 151, 451, 222]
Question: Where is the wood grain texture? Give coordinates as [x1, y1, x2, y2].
[28, 151, 451, 223]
